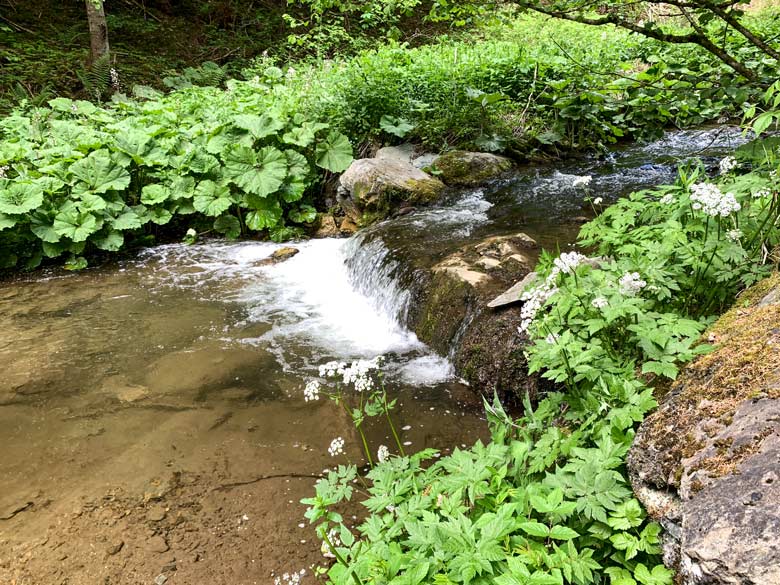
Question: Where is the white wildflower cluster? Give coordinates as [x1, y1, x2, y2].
[519, 252, 590, 333]
[754, 188, 771, 199]
[690, 183, 741, 217]
[553, 251, 587, 275]
[592, 197, 603, 205]
[519, 279, 559, 334]
[377, 445, 390, 463]
[328, 437, 344, 457]
[618, 272, 647, 296]
[0, 165, 8, 179]
[572, 175, 592, 188]
[303, 380, 320, 402]
[545, 333, 559, 344]
[591, 296, 609, 309]
[274, 569, 306, 585]
[319, 356, 383, 392]
[321, 528, 341, 559]
[726, 229, 742, 242]
[660, 193, 675, 205]
[109, 67, 120, 90]
[719, 156, 738, 175]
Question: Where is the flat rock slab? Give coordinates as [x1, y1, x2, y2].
[488, 272, 538, 308]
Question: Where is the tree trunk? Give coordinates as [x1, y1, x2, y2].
[85, 0, 110, 65]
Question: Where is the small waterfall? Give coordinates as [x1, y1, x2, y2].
[342, 230, 415, 327]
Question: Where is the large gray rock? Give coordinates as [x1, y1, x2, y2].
[337, 158, 445, 226]
[434, 151, 513, 186]
[628, 277, 780, 584]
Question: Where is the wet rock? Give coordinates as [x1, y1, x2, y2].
[338, 158, 445, 225]
[488, 272, 538, 309]
[412, 153, 439, 170]
[338, 216, 358, 235]
[434, 151, 513, 186]
[410, 232, 540, 401]
[147, 536, 169, 554]
[628, 278, 780, 584]
[254, 247, 300, 267]
[314, 214, 340, 238]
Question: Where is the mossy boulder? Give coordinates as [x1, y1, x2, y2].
[408, 232, 539, 401]
[628, 273, 780, 584]
[337, 158, 445, 226]
[433, 151, 513, 186]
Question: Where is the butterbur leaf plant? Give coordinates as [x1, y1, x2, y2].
[300, 144, 779, 584]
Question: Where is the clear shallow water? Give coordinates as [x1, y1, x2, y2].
[0, 127, 746, 573]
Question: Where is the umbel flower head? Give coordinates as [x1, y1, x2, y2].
[303, 380, 320, 402]
[328, 437, 345, 457]
[377, 445, 389, 463]
[319, 356, 384, 392]
[690, 182, 740, 217]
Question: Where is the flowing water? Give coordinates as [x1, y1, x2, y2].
[0, 127, 746, 584]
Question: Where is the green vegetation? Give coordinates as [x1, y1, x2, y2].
[301, 131, 780, 584]
[4, 7, 780, 269]
[0, 70, 356, 270]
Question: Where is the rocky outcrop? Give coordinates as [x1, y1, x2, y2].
[337, 158, 445, 226]
[409, 232, 539, 401]
[433, 151, 513, 186]
[628, 274, 780, 584]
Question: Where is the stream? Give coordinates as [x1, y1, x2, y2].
[0, 127, 746, 584]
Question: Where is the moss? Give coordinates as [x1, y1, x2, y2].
[414, 271, 473, 352]
[435, 151, 512, 186]
[640, 274, 780, 485]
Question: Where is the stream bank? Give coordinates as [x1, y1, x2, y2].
[0, 127, 748, 583]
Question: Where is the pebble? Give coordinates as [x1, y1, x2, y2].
[154, 574, 168, 585]
[147, 536, 169, 554]
[147, 505, 167, 523]
[106, 540, 124, 556]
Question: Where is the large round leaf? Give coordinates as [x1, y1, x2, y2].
[141, 184, 171, 205]
[223, 146, 287, 197]
[245, 199, 283, 231]
[69, 149, 131, 194]
[315, 131, 353, 173]
[233, 113, 285, 140]
[194, 180, 234, 217]
[0, 182, 43, 215]
[53, 209, 102, 242]
[0, 213, 16, 230]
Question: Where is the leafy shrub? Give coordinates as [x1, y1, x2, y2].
[0, 69, 353, 269]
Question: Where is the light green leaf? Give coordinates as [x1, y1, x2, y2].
[149, 207, 173, 225]
[233, 113, 285, 140]
[0, 182, 43, 214]
[112, 207, 145, 230]
[194, 180, 234, 216]
[0, 213, 16, 230]
[69, 149, 131, 194]
[77, 194, 108, 213]
[245, 200, 283, 231]
[31, 221, 61, 243]
[53, 210, 101, 242]
[517, 522, 550, 538]
[141, 184, 171, 205]
[548, 526, 579, 540]
[93, 230, 124, 251]
[315, 131, 353, 172]
[223, 146, 287, 197]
